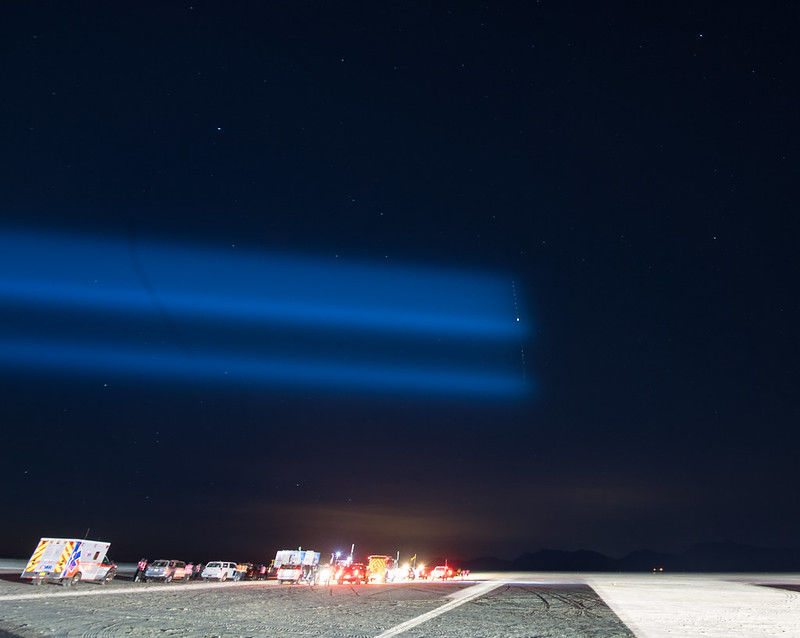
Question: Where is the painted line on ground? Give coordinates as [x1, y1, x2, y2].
[0, 580, 277, 602]
[374, 580, 504, 637]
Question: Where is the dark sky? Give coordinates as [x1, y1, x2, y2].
[1, 1, 798, 563]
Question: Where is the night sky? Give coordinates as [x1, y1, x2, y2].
[1, 2, 798, 564]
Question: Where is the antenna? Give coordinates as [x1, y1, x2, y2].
[83, 527, 90, 539]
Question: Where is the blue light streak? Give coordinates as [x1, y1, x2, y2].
[0, 229, 523, 339]
[0, 228, 531, 397]
[0, 338, 528, 397]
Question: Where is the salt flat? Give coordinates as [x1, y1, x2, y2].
[0, 570, 799, 637]
[588, 575, 800, 638]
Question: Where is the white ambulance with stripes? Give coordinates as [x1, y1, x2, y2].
[21, 538, 117, 586]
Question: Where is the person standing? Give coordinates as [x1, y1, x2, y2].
[133, 558, 148, 582]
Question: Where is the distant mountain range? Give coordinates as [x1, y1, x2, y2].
[465, 541, 800, 572]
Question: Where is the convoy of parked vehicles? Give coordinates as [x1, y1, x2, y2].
[20, 538, 464, 587]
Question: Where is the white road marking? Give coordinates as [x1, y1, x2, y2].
[589, 579, 800, 637]
[374, 580, 504, 637]
[0, 579, 275, 602]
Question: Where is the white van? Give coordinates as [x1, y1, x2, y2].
[201, 561, 237, 581]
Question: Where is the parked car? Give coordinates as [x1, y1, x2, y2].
[248, 564, 268, 580]
[332, 562, 367, 584]
[145, 560, 188, 583]
[201, 561, 237, 581]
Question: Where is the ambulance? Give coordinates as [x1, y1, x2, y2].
[21, 538, 117, 587]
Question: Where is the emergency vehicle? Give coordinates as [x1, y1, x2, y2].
[21, 538, 116, 587]
[274, 549, 320, 584]
[366, 555, 396, 583]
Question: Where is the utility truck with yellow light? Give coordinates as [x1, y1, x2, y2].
[367, 555, 396, 583]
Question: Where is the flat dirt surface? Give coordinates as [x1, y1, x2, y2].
[399, 584, 632, 638]
[3, 571, 800, 637]
[0, 576, 631, 638]
[589, 575, 800, 637]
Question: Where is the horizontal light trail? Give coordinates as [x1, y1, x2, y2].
[0, 229, 525, 340]
[0, 338, 528, 397]
[1, 303, 518, 373]
[0, 280, 518, 340]
[0, 228, 530, 395]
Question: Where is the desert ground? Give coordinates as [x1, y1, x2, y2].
[1, 562, 799, 637]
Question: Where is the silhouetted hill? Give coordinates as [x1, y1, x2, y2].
[465, 542, 800, 572]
